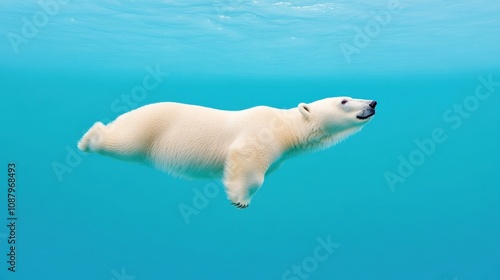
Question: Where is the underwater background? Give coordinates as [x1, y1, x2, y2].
[1, 0, 499, 279]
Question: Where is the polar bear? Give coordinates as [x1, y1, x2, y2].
[78, 97, 377, 208]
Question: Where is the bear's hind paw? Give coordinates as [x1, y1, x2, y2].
[78, 122, 106, 152]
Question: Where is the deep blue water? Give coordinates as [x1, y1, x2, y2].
[1, 1, 500, 280]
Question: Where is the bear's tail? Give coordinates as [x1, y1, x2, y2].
[77, 122, 106, 152]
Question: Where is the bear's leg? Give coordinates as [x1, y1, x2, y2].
[78, 121, 146, 161]
[223, 146, 267, 209]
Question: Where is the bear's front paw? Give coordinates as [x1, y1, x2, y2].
[231, 201, 249, 209]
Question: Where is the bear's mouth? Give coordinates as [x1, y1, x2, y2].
[357, 108, 376, 120]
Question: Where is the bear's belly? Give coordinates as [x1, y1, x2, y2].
[147, 137, 228, 179]
[154, 157, 225, 179]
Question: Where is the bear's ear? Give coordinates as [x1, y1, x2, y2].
[298, 103, 311, 119]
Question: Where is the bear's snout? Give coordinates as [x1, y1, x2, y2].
[356, 100, 377, 120]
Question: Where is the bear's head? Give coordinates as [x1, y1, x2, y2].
[296, 97, 377, 149]
[299, 97, 377, 129]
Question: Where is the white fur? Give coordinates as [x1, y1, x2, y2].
[78, 97, 376, 208]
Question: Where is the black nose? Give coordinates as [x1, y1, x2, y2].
[369, 101, 377, 109]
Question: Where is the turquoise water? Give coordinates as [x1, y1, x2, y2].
[1, 1, 500, 279]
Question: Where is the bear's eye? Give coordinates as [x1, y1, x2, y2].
[341, 99, 348, 105]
